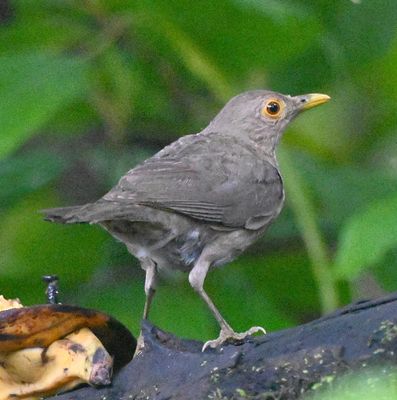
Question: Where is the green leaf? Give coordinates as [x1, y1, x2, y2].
[0, 52, 89, 158]
[334, 193, 397, 280]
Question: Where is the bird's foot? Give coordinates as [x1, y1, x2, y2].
[202, 326, 266, 351]
[133, 332, 145, 357]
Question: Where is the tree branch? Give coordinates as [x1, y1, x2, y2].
[49, 292, 397, 400]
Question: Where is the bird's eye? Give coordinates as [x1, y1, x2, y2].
[261, 99, 284, 119]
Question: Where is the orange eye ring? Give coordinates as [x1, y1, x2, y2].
[261, 99, 284, 119]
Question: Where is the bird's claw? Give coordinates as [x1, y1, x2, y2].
[202, 326, 266, 351]
[133, 332, 145, 358]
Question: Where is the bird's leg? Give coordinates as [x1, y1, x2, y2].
[143, 259, 158, 320]
[135, 258, 158, 356]
[189, 257, 266, 351]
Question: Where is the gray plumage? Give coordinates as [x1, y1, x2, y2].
[43, 90, 330, 350]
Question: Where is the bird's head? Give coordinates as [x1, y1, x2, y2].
[206, 90, 330, 154]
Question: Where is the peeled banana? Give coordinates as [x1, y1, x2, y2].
[0, 327, 113, 399]
[0, 295, 135, 400]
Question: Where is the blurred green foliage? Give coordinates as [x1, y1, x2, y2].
[305, 366, 397, 400]
[0, 0, 397, 350]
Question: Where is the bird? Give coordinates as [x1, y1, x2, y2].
[42, 90, 330, 351]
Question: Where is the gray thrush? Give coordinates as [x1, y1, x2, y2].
[43, 90, 330, 350]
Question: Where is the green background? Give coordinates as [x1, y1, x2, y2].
[1, 0, 397, 348]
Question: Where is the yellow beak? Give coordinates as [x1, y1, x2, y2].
[301, 93, 331, 110]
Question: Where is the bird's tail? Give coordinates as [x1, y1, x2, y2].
[42, 201, 149, 224]
[41, 205, 93, 224]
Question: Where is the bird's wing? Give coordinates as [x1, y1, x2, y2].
[103, 135, 284, 229]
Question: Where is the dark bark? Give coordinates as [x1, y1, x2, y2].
[50, 292, 397, 400]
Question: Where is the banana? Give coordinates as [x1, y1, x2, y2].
[0, 296, 23, 311]
[0, 297, 115, 400]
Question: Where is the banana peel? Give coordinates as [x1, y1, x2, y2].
[0, 296, 135, 400]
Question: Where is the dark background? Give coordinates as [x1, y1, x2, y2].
[0, 0, 397, 343]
